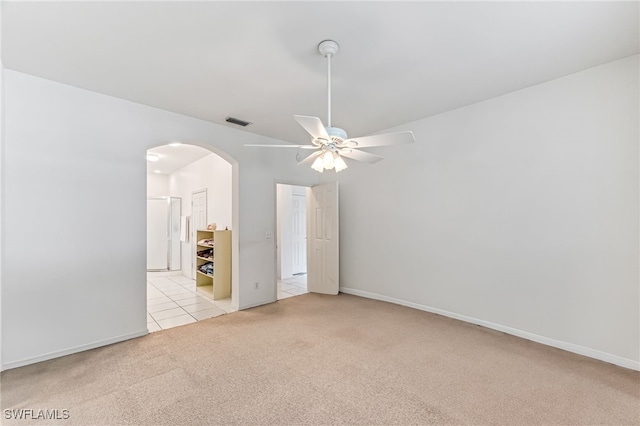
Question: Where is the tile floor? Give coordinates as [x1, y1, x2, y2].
[148, 272, 307, 332]
[147, 272, 237, 332]
[277, 274, 308, 300]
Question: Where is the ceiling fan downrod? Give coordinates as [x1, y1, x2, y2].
[318, 40, 339, 129]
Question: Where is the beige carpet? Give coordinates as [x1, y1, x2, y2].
[1, 293, 639, 425]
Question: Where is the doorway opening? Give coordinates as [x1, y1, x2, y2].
[146, 143, 237, 332]
[276, 184, 310, 300]
[278, 181, 340, 297]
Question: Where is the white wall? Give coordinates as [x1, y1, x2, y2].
[146, 172, 169, 197]
[1, 69, 319, 369]
[0, 2, 5, 369]
[168, 153, 232, 277]
[335, 55, 639, 369]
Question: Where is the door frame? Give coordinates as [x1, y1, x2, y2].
[274, 183, 312, 279]
[272, 179, 340, 302]
[274, 180, 312, 301]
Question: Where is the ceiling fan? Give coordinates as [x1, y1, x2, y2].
[246, 40, 415, 173]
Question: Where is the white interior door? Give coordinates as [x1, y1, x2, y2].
[147, 198, 169, 271]
[191, 190, 207, 278]
[307, 182, 339, 295]
[292, 194, 307, 275]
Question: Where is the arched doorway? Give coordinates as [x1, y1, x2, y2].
[145, 142, 239, 332]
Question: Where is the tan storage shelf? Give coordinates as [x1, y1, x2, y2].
[195, 229, 231, 300]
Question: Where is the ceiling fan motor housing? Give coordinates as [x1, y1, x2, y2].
[326, 126, 347, 142]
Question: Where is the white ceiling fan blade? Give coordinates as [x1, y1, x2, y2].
[245, 144, 317, 149]
[340, 149, 384, 164]
[294, 115, 330, 141]
[343, 131, 415, 148]
[298, 150, 322, 166]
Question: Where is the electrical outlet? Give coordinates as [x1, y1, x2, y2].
[265, 230, 273, 239]
[254, 282, 259, 290]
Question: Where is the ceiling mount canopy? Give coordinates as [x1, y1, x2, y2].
[246, 39, 416, 172]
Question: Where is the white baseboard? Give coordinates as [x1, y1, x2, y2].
[1, 329, 149, 371]
[240, 297, 276, 310]
[340, 287, 640, 371]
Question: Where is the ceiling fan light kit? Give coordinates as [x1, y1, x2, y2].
[245, 39, 415, 173]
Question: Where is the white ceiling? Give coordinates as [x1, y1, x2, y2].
[2, 1, 638, 146]
[146, 144, 212, 175]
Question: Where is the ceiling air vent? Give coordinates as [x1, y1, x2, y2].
[225, 116, 252, 127]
